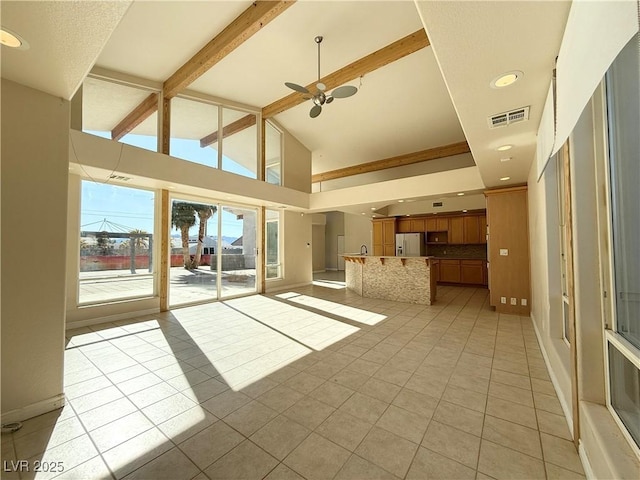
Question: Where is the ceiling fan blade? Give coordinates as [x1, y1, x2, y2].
[285, 82, 310, 94]
[331, 85, 358, 99]
[310, 105, 322, 118]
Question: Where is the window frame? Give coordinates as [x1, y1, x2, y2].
[265, 209, 282, 281]
[77, 179, 158, 306]
[599, 40, 640, 457]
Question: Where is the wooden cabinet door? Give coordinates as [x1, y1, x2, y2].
[463, 216, 481, 244]
[439, 260, 461, 283]
[426, 218, 437, 232]
[479, 214, 487, 244]
[410, 218, 425, 232]
[372, 220, 383, 255]
[397, 218, 412, 233]
[436, 217, 449, 231]
[383, 219, 396, 254]
[449, 217, 464, 244]
[461, 260, 484, 284]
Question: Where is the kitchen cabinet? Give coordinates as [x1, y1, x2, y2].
[436, 217, 449, 231]
[397, 218, 412, 233]
[426, 218, 438, 232]
[463, 216, 481, 244]
[410, 218, 425, 232]
[449, 217, 464, 244]
[439, 259, 461, 283]
[461, 260, 484, 284]
[372, 218, 397, 256]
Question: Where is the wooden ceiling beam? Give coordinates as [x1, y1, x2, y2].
[200, 114, 257, 147]
[109, 1, 294, 142]
[111, 93, 159, 141]
[163, 1, 296, 99]
[311, 141, 470, 183]
[263, 29, 430, 118]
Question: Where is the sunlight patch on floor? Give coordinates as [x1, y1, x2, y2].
[276, 292, 387, 326]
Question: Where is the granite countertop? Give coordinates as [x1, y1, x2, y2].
[342, 254, 435, 259]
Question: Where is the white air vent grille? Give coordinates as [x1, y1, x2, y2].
[488, 106, 530, 128]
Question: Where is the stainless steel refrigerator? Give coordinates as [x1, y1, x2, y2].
[395, 233, 426, 256]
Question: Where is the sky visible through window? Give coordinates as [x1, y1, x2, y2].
[81, 131, 253, 239]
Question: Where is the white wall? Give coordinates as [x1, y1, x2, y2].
[1, 80, 69, 420]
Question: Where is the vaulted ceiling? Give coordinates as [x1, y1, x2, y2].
[1, 0, 572, 213]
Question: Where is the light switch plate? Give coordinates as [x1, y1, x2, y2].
[510, 298, 517, 305]
[500, 248, 509, 256]
[500, 297, 506, 304]
[521, 299, 527, 306]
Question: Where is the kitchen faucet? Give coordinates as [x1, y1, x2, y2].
[360, 244, 368, 255]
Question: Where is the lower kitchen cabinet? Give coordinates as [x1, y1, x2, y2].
[436, 259, 487, 286]
[461, 260, 484, 285]
[439, 260, 461, 283]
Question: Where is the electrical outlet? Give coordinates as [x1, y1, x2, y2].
[500, 297, 506, 304]
[521, 299, 527, 306]
[500, 248, 509, 256]
[510, 298, 517, 305]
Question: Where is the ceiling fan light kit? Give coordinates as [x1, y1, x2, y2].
[285, 35, 358, 118]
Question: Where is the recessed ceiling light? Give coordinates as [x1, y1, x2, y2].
[500, 176, 511, 181]
[462, 209, 468, 213]
[398, 200, 405, 203]
[405, 214, 410, 217]
[0, 27, 29, 50]
[497, 144, 513, 151]
[457, 193, 465, 196]
[490, 71, 523, 89]
[370, 207, 376, 211]
[500, 157, 512, 162]
[361, 213, 366, 215]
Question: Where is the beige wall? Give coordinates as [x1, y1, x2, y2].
[312, 224, 326, 272]
[266, 210, 312, 291]
[1, 80, 69, 420]
[344, 213, 372, 256]
[283, 129, 312, 194]
[324, 212, 345, 270]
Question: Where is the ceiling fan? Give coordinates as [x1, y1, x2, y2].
[285, 36, 358, 118]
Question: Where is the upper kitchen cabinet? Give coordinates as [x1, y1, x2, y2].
[464, 215, 481, 244]
[410, 218, 425, 233]
[372, 218, 397, 256]
[397, 218, 412, 233]
[449, 217, 464, 244]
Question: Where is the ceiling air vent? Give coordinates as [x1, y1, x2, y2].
[109, 174, 132, 182]
[487, 106, 530, 129]
[432, 201, 443, 207]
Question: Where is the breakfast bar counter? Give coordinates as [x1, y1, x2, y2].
[343, 255, 437, 305]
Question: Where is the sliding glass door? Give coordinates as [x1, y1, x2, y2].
[169, 199, 258, 307]
[220, 206, 257, 299]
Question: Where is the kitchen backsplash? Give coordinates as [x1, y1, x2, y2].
[427, 244, 487, 259]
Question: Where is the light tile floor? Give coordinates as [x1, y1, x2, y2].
[1, 285, 585, 480]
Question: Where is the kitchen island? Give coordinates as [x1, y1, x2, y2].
[343, 255, 437, 305]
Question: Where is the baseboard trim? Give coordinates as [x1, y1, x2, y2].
[530, 313, 574, 437]
[66, 307, 160, 330]
[1, 394, 66, 424]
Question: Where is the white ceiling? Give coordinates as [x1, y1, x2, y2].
[1, 0, 573, 211]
